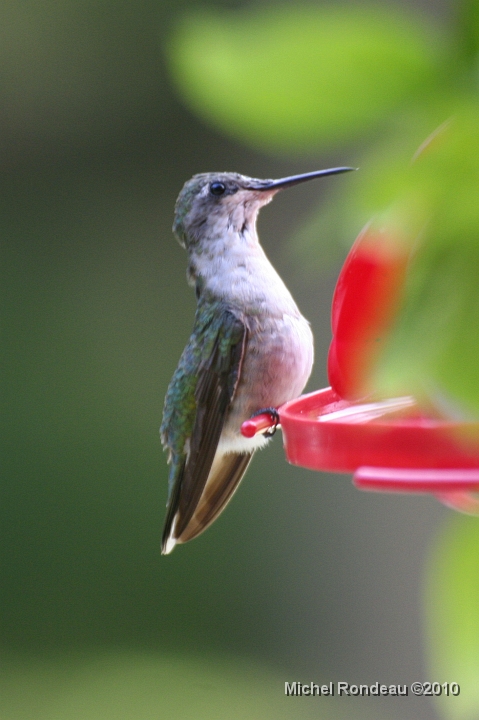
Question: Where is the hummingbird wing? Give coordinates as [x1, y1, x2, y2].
[160, 300, 249, 553]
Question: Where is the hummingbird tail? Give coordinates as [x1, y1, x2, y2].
[161, 451, 253, 553]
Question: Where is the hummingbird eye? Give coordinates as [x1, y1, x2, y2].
[209, 182, 226, 196]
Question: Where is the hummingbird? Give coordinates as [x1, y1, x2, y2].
[161, 167, 354, 554]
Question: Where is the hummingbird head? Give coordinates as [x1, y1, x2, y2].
[172, 167, 355, 251]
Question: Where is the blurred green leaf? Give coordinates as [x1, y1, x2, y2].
[364, 105, 479, 417]
[167, 5, 442, 152]
[454, 0, 479, 68]
[426, 516, 479, 720]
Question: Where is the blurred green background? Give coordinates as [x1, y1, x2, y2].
[1, 0, 476, 719]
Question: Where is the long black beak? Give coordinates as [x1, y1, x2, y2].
[250, 166, 356, 191]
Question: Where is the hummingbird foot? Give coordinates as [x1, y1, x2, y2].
[250, 407, 280, 437]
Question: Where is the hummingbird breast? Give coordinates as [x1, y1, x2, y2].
[225, 309, 314, 440]
[220, 252, 314, 444]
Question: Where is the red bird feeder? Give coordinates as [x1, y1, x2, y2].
[241, 227, 479, 514]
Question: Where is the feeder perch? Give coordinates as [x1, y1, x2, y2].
[241, 229, 479, 515]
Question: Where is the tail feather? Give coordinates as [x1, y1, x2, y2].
[161, 451, 253, 553]
[178, 452, 253, 544]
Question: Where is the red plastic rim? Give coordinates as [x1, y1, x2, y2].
[241, 387, 479, 514]
[279, 387, 479, 472]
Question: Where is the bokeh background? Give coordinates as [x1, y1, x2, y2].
[2, 1, 478, 719]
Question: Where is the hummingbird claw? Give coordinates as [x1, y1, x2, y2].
[251, 407, 280, 437]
